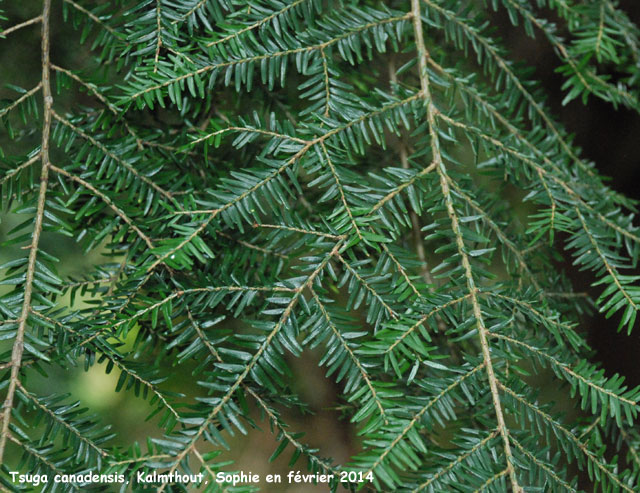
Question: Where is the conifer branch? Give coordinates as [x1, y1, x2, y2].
[109, 454, 172, 465]
[311, 288, 388, 422]
[490, 332, 638, 408]
[15, 381, 109, 459]
[49, 164, 155, 250]
[218, 231, 289, 259]
[253, 223, 345, 239]
[336, 253, 398, 319]
[203, 0, 309, 46]
[249, 388, 339, 475]
[189, 305, 339, 475]
[320, 48, 331, 117]
[504, 0, 638, 110]
[319, 141, 364, 241]
[577, 209, 638, 311]
[81, 285, 295, 347]
[421, 0, 601, 177]
[411, 430, 499, 492]
[128, 14, 412, 102]
[473, 468, 509, 492]
[397, 140, 435, 289]
[186, 126, 308, 148]
[153, 0, 162, 72]
[509, 435, 577, 492]
[364, 363, 485, 477]
[487, 292, 584, 348]
[155, 242, 342, 492]
[380, 243, 422, 298]
[427, 56, 601, 187]
[108, 357, 180, 419]
[50, 64, 145, 149]
[8, 434, 65, 474]
[438, 111, 640, 245]
[0, 152, 41, 186]
[62, 0, 121, 38]
[446, 176, 542, 292]
[175, 0, 208, 24]
[0, 83, 42, 118]
[619, 426, 640, 470]
[370, 160, 436, 214]
[499, 381, 635, 492]
[606, 3, 640, 63]
[51, 111, 176, 202]
[384, 295, 470, 355]
[411, 1, 520, 489]
[2, 0, 640, 488]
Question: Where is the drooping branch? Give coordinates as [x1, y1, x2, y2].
[410, 1, 521, 490]
[0, 0, 53, 463]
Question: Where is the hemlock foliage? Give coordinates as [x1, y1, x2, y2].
[1, 0, 640, 491]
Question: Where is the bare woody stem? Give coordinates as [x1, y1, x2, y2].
[0, 0, 53, 463]
[0, 15, 43, 37]
[409, 1, 521, 491]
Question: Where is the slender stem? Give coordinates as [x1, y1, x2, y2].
[619, 427, 640, 470]
[490, 332, 637, 406]
[130, 14, 412, 102]
[0, 83, 42, 119]
[365, 364, 485, 476]
[176, 0, 207, 23]
[49, 164, 155, 250]
[123, 94, 420, 316]
[81, 285, 294, 347]
[509, 435, 576, 492]
[384, 295, 470, 355]
[0, 152, 41, 186]
[412, 430, 499, 492]
[8, 434, 64, 474]
[202, 0, 308, 44]
[0, 0, 53, 463]
[16, 381, 108, 458]
[320, 141, 364, 241]
[155, 241, 342, 493]
[0, 15, 42, 37]
[577, 208, 638, 310]
[63, 0, 121, 38]
[409, 1, 521, 490]
[473, 468, 509, 493]
[187, 126, 308, 147]
[51, 111, 175, 201]
[253, 223, 345, 239]
[320, 48, 331, 117]
[397, 142, 438, 288]
[499, 381, 634, 492]
[437, 110, 640, 245]
[50, 64, 144, 150]
[310, 288, 387, 422]
[154, 0, 163, 71]
[217, 231, 287, 258]
[370, 159, 436, 214]
[189, 309, 338, 485]
[337, 253, 398, 319]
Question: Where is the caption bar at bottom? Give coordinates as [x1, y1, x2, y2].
[9, 469, 374, 487]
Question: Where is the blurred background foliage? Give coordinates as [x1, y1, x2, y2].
[1, 1, 640, 491]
